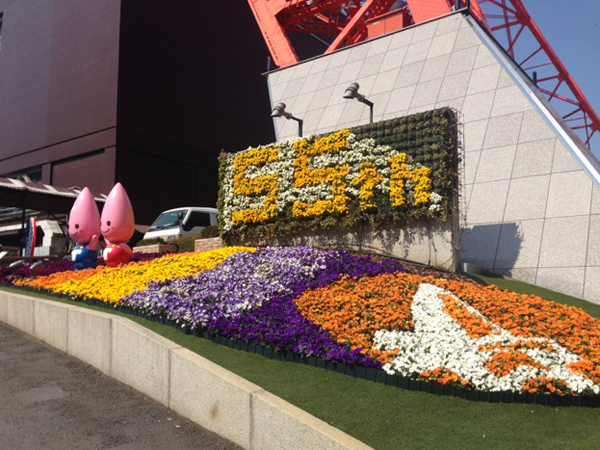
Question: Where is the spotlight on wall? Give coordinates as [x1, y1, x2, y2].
[271, 102, 303, 137]
[343, 82, 374, 123]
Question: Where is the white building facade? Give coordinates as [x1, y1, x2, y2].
[266, 12, 600, 304]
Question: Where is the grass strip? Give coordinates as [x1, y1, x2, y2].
[470, 273, 600, 317]
[2, 281, 600, 450]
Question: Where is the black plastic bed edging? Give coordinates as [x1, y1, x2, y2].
[7, 284, 600, 408]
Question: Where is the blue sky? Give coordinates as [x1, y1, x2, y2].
[520, 0, 600, 150]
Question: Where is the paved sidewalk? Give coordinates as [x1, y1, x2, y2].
[0, 323, 241, 450]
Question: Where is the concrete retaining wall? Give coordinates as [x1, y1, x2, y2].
[194, 237, 225, 253]
[0, 290, 372, 450]
[133, 243, 177, 254]
[231, 219, 459, 271]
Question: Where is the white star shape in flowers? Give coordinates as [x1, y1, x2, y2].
[373, 283, 599, 394]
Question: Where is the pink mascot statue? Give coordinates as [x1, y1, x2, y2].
[69, 188, 101, 270]
[101, 183, 135, 267]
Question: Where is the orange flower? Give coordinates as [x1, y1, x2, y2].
[295, 272, 423, 364]
[16, 266, 105, 290]
[419, 367, 471, 388]
[433, 278, 600, 386]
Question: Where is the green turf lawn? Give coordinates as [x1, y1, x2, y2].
[3, 275, 600, 450]
[471, 272, 600, 317]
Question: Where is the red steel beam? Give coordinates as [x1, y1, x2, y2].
[247, 0, 299, 67]
[473, 0, 600, 149]
[279, 0, 350, 24]
[247, 0, 599, 150]
[325, 0, 378, 53]
[405, 0, 451, 23]
[326, 0, 397, 53]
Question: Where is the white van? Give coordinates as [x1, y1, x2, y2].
[143, 207, 218, 241]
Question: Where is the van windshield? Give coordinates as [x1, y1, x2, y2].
[148, 209, 187, 231]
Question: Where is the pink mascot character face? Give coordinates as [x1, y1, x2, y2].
[101, 183, 135, 267]
[68, 187, 101, 249]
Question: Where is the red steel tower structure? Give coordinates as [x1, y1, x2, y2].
[247, 0, 599, 151]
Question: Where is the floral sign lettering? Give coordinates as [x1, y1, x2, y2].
[218, 109, 458, 239]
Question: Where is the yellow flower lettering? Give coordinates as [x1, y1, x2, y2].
[232, 147, 279, 225]
[350, 162, 384, 211]
[292, 130, 350, 218]
[389, 153, 432, 207]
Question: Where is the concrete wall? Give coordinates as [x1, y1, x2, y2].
[133, 243, 177, 254]
[231, 219, 458, 271]
[267, 11, 600, 303]
[0, 0, 120, 195]
[0, 1, 275, 224]
[0, 290, 372, 450]
[194, 237, 225, 253]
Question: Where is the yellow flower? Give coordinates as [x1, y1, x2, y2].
[351, 162, 384, 211]
[47, 247, 254, 304]
[232, 147, 279, 225]
[292, 130, 350, 218]
[390, 153, 433, 207]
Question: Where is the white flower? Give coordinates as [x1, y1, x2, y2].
[430, 192, 443, 204]
[373, 283, 600, 394]
[220, 134, 443, 228]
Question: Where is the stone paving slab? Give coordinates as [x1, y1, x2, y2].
[0, 322, 241, 450]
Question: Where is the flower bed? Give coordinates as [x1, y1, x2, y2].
[3, 251, 171, 287]
[2, 258, 75, 284]
[296, 274, 600, 397]
[11, 245, 600, 402]
[16, 247, 253, 304]
[121, 246, 406, 366]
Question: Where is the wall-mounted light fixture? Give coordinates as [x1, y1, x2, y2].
[271, 102, 303, 137]
[343, 82, 374, 124]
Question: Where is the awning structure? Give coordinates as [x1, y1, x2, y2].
[0, 177, 106, 214]
[0, 177, 107, 255]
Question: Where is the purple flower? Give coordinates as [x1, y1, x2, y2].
[3, 258, 75, 282]
[121, 246, 406, 367]
[0, 266, 12, 285]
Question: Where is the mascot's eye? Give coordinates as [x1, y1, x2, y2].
[75, 224, 79, 229]
[107, 220, 112, 226]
